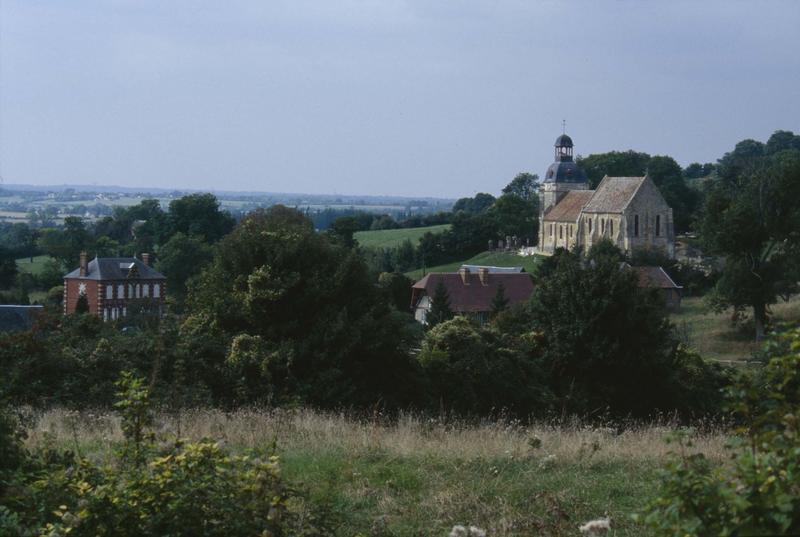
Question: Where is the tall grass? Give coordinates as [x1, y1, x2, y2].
[19, 407, 730, 536]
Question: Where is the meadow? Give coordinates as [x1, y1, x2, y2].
[405, 251, 540, 280]
[21, 407, 728, 536]
[354, 224, 452, 249]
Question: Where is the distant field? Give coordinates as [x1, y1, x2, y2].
[671, 295, 800, 362]
[355, 224, 451, 250]
[16, 255, 53, 276]
[405, 251, 542, 280]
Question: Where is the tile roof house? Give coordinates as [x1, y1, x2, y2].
[630, 265, 683, 310]
[63, 252, 166, 320]
[411, 266, 534, 325]
[538, 134, 675, 258]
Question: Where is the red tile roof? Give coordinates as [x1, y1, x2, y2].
[632, 266, 682, 289]
[411, 271, 534, 312]
[543, 190, 594, 222]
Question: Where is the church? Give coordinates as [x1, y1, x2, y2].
[537, 134, 675, 258]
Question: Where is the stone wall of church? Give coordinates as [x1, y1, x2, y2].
[580, 213, 624, 251]
[621, 180, 675, 258]
[540, 219, 580, 253]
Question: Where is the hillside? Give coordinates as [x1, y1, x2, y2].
[405, 251, 541, 280]
[354, 224, 451, 250]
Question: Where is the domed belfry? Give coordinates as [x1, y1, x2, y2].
[537, 132, 676, 258]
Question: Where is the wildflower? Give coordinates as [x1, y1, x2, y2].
[579, 517, 611, 536]
[469, 526, 486, 537]
[449, 525, 468, 537]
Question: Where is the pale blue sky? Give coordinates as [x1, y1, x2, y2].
[1, 1, 798, 197]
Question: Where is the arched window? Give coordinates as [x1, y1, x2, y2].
[655, 215, 661, 237]
[601, 219, 605, 233]
[153, 284, 160, 298]
[609, 220, 614, 235]
[106, 285, 113, 299]
[634, 214, 639, 237]
[588, 218, 593, 233]
[559, 225, 563, 239]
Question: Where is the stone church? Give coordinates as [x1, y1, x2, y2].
[537, 134, 675, 258]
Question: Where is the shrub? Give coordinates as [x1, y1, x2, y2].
[640, 326, 800, 535]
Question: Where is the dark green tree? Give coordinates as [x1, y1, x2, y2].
[701, 138, 800, 340]
[37, 216, 91, 269]
[452, 193, 496, 214]
[647, 155, 701, 233]
[327, 216, 360, 248]
[489, 193, 538, 244]
[168, 193, 235, 243]
[155, 232, 213, 303]
[502, 172, 539, 201]
[490, 282, 509, 317]
[426, 280, 454, 328]
[576, 150, 651, 188]
[0, 245, 18, 288]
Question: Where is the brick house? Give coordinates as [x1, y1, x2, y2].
[411, 266, 535, 325]
[63, 252, 167, 320]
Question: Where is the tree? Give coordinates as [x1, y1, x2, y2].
[647, 155, 701, 233]
[426, 280, 453, 328]
[490, 282, 509, 317]
[0, 246, 18, 289]
[327, 216, 360, 248]
[502, 172, 539, 201]
[576, 150, 651, 188]
[529, 248, 678, 415]
[168, 193, 235, 243]
[155, 233, 213, 302]
[452, 193, 496, 214]
[489, 193, 538, 244]
[701, 138, 800, 340]
[37, 217, 91, 269]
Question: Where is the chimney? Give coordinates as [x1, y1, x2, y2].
[478, 267, 489, 285]
[79, 251, 88, 277]
[458, 267, 470, 285]
[141, 253, 150, 266]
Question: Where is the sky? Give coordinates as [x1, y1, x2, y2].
[0, 1, 798, 198]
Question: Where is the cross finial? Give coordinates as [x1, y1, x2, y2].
[562, 119, 566, 134]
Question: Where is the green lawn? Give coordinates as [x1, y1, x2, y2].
[405, 251, 542, 280]
[355, 224, 451, 250]
[15, 255, 54, 276]
[670, 295, 800, 362]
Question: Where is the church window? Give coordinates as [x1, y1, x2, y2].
[559, 225, 563, 239]
[568, 225, 572, 238]
[601, 219, 605, 233]
[550, 224, 554, 237]
[588, 218, 592, 233]
[634, 215, 639, 237]
[656, 215, 661, 237]
[609, 220, 613, 235]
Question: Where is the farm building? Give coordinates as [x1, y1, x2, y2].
[411, 266, 534, 325]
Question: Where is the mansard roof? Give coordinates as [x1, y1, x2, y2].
[64, 257, 166, 281]
[543, 190, 594, 222]
[582, 176, 646, 213]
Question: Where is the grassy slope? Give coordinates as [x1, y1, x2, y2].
[26, 408, 730, 536]
[405, 251, 542, 280]
[670, 295, 800, 362]
[15, 255, 53, 276]
[354, 224, 451, 250]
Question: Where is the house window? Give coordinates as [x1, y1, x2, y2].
[118, 284, 124, 298]
[153, 284, 160, 298]
[136, 284, 141, 298]
[143, 284, 149, 298]
[656, 215, 661, 237]
[129, 284, 134, 298]
[634, 214, 639, 237]
[106, 285, 113, 299]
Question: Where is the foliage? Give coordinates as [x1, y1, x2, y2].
[167, 193, 235, 243]
[502, 172, 539, 201]
[576, 150, 651, 189]
[490, 281, 509, 317]
[529, 245, 687, 416]
[417, 316, 551, 415]
[452, 193, 496, 215]
[641, 327, 800, 535]
[154, 232, 213, 303]
[426, 280, 454, 328]
[701, 134, 800, 340]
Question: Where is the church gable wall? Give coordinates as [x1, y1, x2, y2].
[622, 178, 675, 257]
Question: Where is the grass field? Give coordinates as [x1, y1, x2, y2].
[355, 224, 451, 249]
[15, 255, 54, 276]
[405, 251, 542, 280]
[670, 295, 800, 362]
[23, 407, 728, 536]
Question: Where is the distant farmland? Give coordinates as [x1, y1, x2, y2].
[354, 224, 450, 250]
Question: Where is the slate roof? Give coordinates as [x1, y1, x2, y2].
[64, 257, 166, 280]
[542, 160, 587, 184]
[554, 134, 574, 147]
[543, 190, 594, 222]
[632, 266, 682, 289]
[411, 271, 534, 313]
[582, 176, 646, 213]
[460, 265, 525, 273]
[0, 305, 43, 333]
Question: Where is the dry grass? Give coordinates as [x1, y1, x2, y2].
[20, 407, 731, 536]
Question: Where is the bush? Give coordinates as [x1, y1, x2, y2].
[640, 326, 800, 535]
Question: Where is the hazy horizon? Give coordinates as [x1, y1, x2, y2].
[1, 1, 798, 198]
